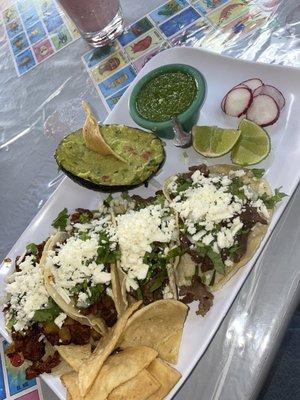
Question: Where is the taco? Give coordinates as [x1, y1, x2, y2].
[41, 204, 122, 335]
[110, 192, 181, 309]
[3, 241, 99, 380]
[164, 164, 285, 301]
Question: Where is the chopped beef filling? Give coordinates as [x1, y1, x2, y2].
[6, 318, 95, 379]
[180, 233, 214, 273]
[35, 241, 46, 263]
[233, 231, 250, 263]
[131, 190, 164, 209]
[15, 241, 46, 272]
[67, 322, 92, 345]
[129, 273, 167, 305]
[42, 318, 92, 346]
[188, 164, 210, 177]
[11, 327, 45, 362]
[80, 293, 117, 327]
[179, 195, 268, 272]
[70, 208, 93, 223]
[179, 276, 214, 316]
[26, 351, 61, 380]
[240, 204, 267, 228]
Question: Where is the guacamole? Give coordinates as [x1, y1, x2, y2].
[135, 71, 197, 122]
[55, 124, 165, 188]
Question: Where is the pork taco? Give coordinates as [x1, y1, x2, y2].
[110, 192, 180, 309]
[41, 205, 122, 335]
[164, 164, 286, 299]
[3, 242, 99, 379]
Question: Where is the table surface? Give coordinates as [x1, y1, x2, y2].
[1, 1, 300, 399]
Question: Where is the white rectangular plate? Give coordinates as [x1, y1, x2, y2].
[1, 47, 300, 400]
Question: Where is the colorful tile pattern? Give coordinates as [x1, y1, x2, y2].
[82, 0, 269, 111]
[0, 339, 43, 400]
[2, 0, 80, 76]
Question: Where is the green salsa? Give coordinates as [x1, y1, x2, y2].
[136, 71, 197, 122]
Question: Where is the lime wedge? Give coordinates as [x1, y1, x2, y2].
[231, 119, 270, 166]
[192, 126, 241, 157]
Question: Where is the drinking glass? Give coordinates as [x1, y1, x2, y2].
[57, 0, 124, 47]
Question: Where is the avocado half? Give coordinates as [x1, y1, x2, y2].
[54, 124, 165, 192]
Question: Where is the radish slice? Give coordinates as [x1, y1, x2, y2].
[253, 84, 285, 110]
[238, 78, 263, 92]
[233, 84, 248, 89]
[246, 94, 280, 127]
[224, 87, 253, 117]
[221, 95, 226, 112]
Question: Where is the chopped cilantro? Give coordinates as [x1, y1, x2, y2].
[195, 242, 208, 257]
[52, 208, 68, 230]
[196, 242, 225, 275]
[26, 243, 38, 255]
[153, 193, 165, 207]
[33, 298, 61, 323]
[251, 168, 265, 178]
[88, 284, 105, 305]
[228, 244, 239, 259]
[121, 191, 131, 201]
[103, 194, 113, 207]
[261, 188, 287, 208]
[72, 282, 104, 306]
[136, 287, 143, 301]
[79, 213, 92, 223]
[166, 246, 184, 260]
[96, 231, 120, 264]
[176, 181, 192, 194]
[206, 247, 225, 275]
[149, 270, 168, 293]
[71, 280, 88, 295]
[7, 316, 16, 331]
[78, 231, 90, 241]
[228, 178, 246, 201]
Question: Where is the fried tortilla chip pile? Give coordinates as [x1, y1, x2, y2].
[82, 101, 127, 163]
[60, 300, 187, 400]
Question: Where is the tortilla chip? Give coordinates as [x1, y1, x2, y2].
[82, 101, 126, 162]
[89, 347, 157, 400]
[119, 300, 188, 364]
[146, 358, 181, 400]
[108, 369, 160, 400]
[78, 301, 142, 396]
[66, 391, 72, 400]
[62, 347, 157, 400]
[61, 372, 81, 400]
[55, 343, 91, 372]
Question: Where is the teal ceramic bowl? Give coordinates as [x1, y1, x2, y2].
[129, 63, 207, 139]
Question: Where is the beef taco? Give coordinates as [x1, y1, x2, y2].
[164, 164, 285, 295]
[3, 242, 99, 379]
[41, 205, 122, 335]
[110, 192, 180, 310]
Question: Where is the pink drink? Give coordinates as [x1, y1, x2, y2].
[57, 0, 124, 47]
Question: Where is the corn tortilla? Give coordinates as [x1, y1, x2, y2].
[163, 164, 274, 291]
[108, 369, 160, 400]
[78, 301, 142, 396]
[55, 343, 91, 372]
[119, 300, 188, 364]
[146, 358, 181, 400]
